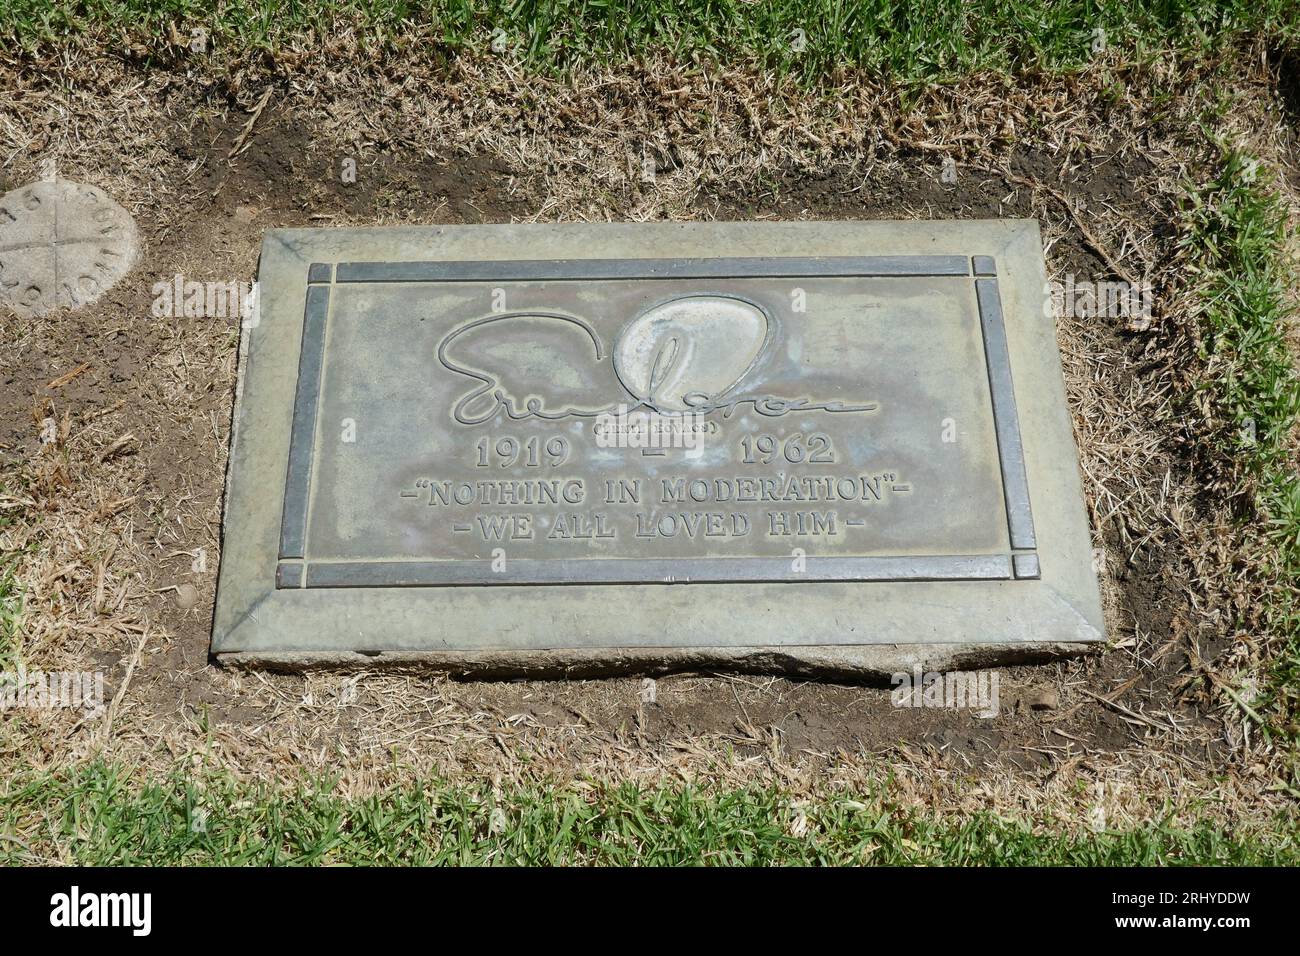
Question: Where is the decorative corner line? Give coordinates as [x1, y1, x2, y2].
[307, 262, 334, 284]
[278, 283, 331, 559]
[294, 554, 1017, 588]
[972, 256, 997, 277]
[276, 561, 305, 588]
[974, 277, 1037, 551]
[333, 256, 975, 283]
[1012, 553, 1041, 580]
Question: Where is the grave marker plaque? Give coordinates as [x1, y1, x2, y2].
[212, 222, 1104, 674]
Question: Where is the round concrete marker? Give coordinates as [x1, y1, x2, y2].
[0, 179, 138, 319]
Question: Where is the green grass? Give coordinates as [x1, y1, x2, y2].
[2, 763, 1296, 865]
[0, 503, 22, 677]
[1, 1, 1298, 80]
[1182, 147, 1300, 762]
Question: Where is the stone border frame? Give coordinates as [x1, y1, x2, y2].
[211, 221, 1104, 670]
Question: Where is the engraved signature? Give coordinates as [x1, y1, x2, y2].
[436, 297, 877, 426]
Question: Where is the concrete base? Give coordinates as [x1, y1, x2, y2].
[212, 221, 1105, 674]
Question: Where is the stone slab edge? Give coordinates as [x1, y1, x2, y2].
[216, 642, 1098, 679]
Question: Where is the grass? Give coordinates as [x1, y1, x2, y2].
[2, 1, 1300, 866]
[2, 763, 1296, 865]
[1, 1, 1298, 80]
[1182, 147, 1300, 762]
[0, 500, 22, 677]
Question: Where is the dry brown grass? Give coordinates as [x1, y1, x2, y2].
[1, 38, 1298, 830]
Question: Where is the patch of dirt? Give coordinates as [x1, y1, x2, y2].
[188, 117, 530, 225]
[1, 47, 1292, 826]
